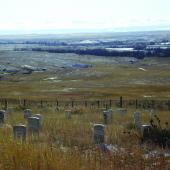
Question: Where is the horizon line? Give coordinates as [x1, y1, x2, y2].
[0, 28, 170, 36]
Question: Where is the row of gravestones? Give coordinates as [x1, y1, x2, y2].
[0, 108, 154, 144]
[64, 108, 153, 144]
[64, 108, 128, 121]
[93, 108, 154, 144]
[103, 108, 127, 124]
[0, 109, 42, 141]
[64, 108, 154, 144]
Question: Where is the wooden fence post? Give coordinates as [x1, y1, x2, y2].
[71, 101, 74, 108]
[97, 100, 100, 108]
[120, 96, 123, 108]
[168, 100, 170, 110]
[5, 99, 8, 110]
[23, 99, 26, 107]
[109, 100, 112, 108]
[85, 101, 87, 107]
[40, 100, 43, 108]
[135, 99, 138, 109]
[151, 100, 155, 109]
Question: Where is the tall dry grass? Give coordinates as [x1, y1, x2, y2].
[0, 105, 169, 169]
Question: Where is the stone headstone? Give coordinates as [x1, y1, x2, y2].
[34, 114, 42, 127]
[103, 111, 109, 124]
[24, 109, 32, 119]
[108, 109, 113, 119]
[65, 110, 72, 119]
[28, 117, 40, 134]
[13, 124, 26, 141]
[34, 114, 42, 120]
[116, 108, 127, 116]
[93, 124, 105, 144]
[134, 112, 142, 130]
[142, 124, 151, 139]
[103, 110, 113, 124]
[0, 110, 5, 124]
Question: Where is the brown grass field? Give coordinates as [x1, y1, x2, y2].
[0, 106, 169, 170]
[1, 56, 170, 101]
[0, 56, 170, 169]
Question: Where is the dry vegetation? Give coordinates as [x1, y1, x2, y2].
[1, 56, 170, 100]
[0, 55, 170, 169]
[0, 104, 169, 170]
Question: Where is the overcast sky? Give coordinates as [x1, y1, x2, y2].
[0, 0, 170, 33]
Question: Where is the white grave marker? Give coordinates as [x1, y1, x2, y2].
[134, 112, 142, 130]
[103, 109, 113, 124]
[34, 114, 42, 121]
[24, 109, 32, 119]
[34, 114, 42, 127]
[0, 110, 5, 124]
[65, 110, 72, 119]
[103, 111, 109, 124]
[116, 108, 127, 116]
[108, 109, 113, 119]
[13, 124, 26, 141]
[93, 124, 105, 144]
[28, 117, 40, 134]
[141, 124, 151, 139]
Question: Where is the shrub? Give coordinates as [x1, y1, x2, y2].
[143, 115, 170, 148]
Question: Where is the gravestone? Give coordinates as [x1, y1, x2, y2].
[34, 114, 42, 121]
[142, 124, 151, 140]
[65, 110, 72, 119]
[24, 109, 32, 119]
[103, 111, 109, 124]
[108, 109, 113, 119]
[13, 124, 26, 141]
[93, 124, 105, 144]
[28, 117, 40, 134]
[34, 114, 42, 127]
[103, 110, 113, 124]
[0, 110, 5, 124]
[116, 108, 127, 116]
[134, 112, 142, 130]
